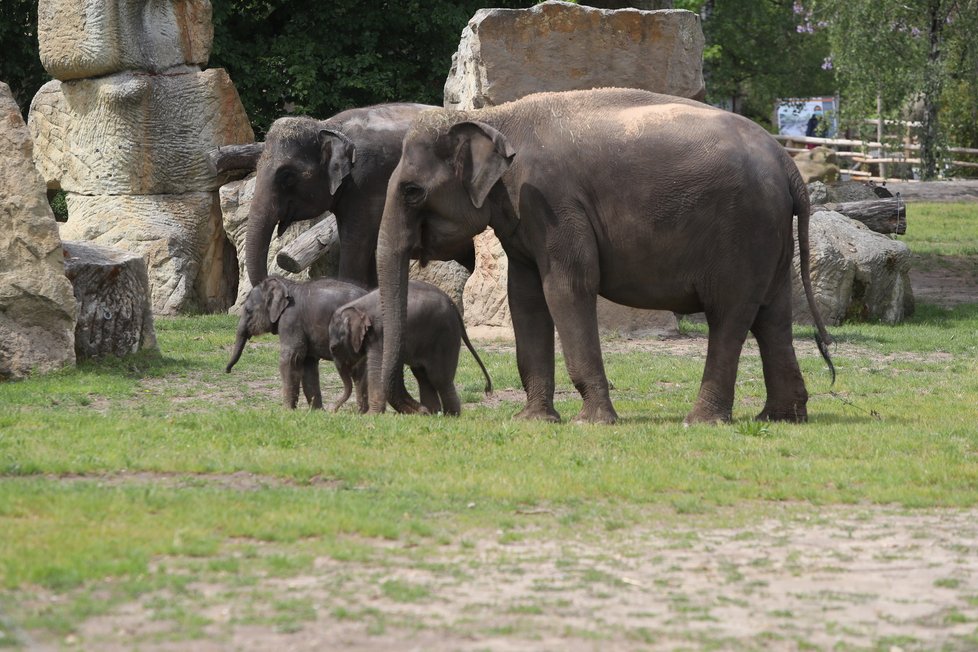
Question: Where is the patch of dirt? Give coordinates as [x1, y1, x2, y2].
[910, 255, 978, 307]
[23, 505, 978, 651]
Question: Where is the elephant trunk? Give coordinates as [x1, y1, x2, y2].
[225, 323, 249, 373]
[245, 198, 277, 285]
[372, 207, 412, 413]
[331, 364, 354, 412]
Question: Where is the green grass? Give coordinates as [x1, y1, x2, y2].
[0, 201, 976, 645]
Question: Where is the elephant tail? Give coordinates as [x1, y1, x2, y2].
[787, 152, 835, 385]
[455, 307, 493, 395]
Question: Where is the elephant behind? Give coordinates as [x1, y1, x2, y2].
[244, 104, 475, 289]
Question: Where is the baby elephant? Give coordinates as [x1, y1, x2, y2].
[226, 276, 367, 410]
[328, 280, 492, 416]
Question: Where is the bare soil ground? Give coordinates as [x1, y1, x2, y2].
[22, 504, 978, 651]
[16, 185, 978, 651]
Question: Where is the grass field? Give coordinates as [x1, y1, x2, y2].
[1, 202, 977, 650]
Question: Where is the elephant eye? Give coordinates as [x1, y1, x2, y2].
[400, 182, 426, 205]
[276, 168, 297, 188]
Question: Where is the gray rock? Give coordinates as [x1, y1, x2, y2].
[444, 1, 705, 110]
[60, 192, 237, 315]
[0, 82, 77, 380]
[793, 211, 914, 325]
[38, 0, 212, 81]
[29, 69, 254, 195]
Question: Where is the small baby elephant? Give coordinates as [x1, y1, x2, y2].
[226, 276, 367, 410]
[328, 280, 492, 416]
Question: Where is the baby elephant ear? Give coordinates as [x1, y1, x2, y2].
[448, 121, 516, 209]
[319, 127, 356, 196]
[351, 308, 372, 354]
[264, 277, 292, 324]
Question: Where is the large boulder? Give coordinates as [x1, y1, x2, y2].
[29, 69, 253, 195]
[0, 82, 77, 380]
[38, 0, 212, 81]
[448, 1, 698, 337]
[60, 192, 236, 314]
[444, 1, 705, 110]
[793, 211, 914, 325]
[63, 241, 157, 358]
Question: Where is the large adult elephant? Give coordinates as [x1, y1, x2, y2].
[372, 88, 834, 425]
[245, 103, 474, 287]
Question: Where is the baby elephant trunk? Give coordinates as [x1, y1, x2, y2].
[225, 324, 249, 373]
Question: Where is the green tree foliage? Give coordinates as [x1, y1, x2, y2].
[805, 0, 978, 179]
[674, 0, 834, 128]
[0, 0, 48, 117]
[211, 1, 530, 138]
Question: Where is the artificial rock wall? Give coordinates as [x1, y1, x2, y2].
[446, 0, 705, 337]
[29, 0, 254, 315]
[0, 82, 77, 380]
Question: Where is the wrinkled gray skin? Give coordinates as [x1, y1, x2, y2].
[328, 280, 492, 416]
[374, 88, 834, 425]
[226, 276, 367, 411]
[245, 104, 475, 289]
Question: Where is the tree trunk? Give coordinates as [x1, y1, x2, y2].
[814, 198, 907, 235]
[920, 0, 946, 180]
[62, 241, 158, 359]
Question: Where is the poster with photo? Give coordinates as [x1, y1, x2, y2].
[776, 97, 839, 138]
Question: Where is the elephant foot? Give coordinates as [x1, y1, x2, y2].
[514, 404, 561, 423]
[683, 404, 732, 426]
[756, 403, 808, 423]
[573, 403, 618, 425]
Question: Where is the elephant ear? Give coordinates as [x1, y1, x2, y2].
[350, 308, 372, 354]
[319, 127, 356, 196]
[263, 277, 292, 324]
[449, 121, 516, 209]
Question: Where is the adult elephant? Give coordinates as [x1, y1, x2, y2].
[372, 88, 834, 425]
[245, 103, 475, 287]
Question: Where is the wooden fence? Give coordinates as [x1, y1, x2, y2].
[774, 133, 978, 181]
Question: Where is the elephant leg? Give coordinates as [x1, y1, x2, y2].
[302, 359, 323, 410]
[411, 367, 443, 414]
[541, 277, 617, 425]
[751, 293, 809, 423]
[508, 259, 560, 423]
[685, 303, 759, 425]
[279, 354, 302, 409]
[353, 362, 369, 414]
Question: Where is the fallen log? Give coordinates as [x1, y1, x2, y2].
[206, 142, 265, 175]
[813, 197, 907, 235]
[275, 217, 339, 273]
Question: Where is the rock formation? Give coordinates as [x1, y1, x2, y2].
[29, 0, 254, 315]
[445, 1, 705, 337]
[0, 82, 77, 380]
[793, 211, 914, 325]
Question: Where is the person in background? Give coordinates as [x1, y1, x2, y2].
[805, 104, 824, 149]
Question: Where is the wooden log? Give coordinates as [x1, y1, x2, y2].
[206, 142, 265, 174]
[813, 198, 907, 235]
[62, 241, 158, 359]
[275, 217, 339, 273]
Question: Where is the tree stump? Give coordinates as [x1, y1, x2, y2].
[63, 241, 158, 359]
